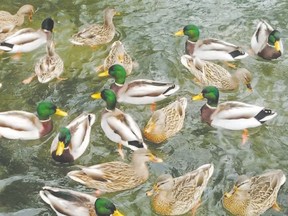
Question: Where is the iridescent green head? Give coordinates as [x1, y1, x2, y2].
[95, 198, 124, 216]
[175, 24, 200, 42]
[109, 64, 127, 85]
[192, 86, 219, 107]
[91, 89, 118, 111]
[268, 30, 281, 51]
[55, 127, 71, 156]
[36, 101, 68, 120]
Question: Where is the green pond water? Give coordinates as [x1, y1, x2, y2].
[0, 0, 288, 215]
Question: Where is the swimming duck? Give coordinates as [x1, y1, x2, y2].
[70, 8, 119, 47]
[67, 149, 163, 193]
[144, 97, 187, 144]
[0, 17, 54, 53]
[251, 20, 283, 60]
[192, 86, 277, 143]
[51, 113, 96, 163]
[96, 40, 133, 75]
[0, 4, 34, 33]
[181, 55, 252, 91]
[22, 39, 65, 84]
[91, 89, 147, 159]
[175, 24, 248, 61]
[146, 163, 214, 216]
[223, 169, 286, 216]
[0, 101, 67, 140]
[39, 186, 124, 216]
[97, 64, 179, 105]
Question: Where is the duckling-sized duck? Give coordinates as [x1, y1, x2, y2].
[67, 149, 162, 193]
[0, 101, 67, 140]
[175, 24, 248, 61]
[192, 86, 277, 143]
[51, 113, 96, 163]
[96, 64, 179, 105]
[223, 169, 286, 216]
[0, 4, 34, 33]
[251, 20, 283, 60]
[144, 97, 187, 144]
[146, 163, 214, 216]
[181, 55, 252, 91]
[39, 186, 124, 216]
[70, 8, 119, 47]
[91, 89, 147, 159]
[0, 17, 54, 54]
[96, 40, 133, 75]
[22, 39, 65, 84]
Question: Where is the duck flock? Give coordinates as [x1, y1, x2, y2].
[0, 4, 286, 216]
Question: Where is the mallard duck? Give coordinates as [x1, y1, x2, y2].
[0, 4, 34, 33]
[39, 186, 124, 216]
[146, 163, 214, 215]
[0, 17, 54, 53]
[96, 40, 133, 75]
[181, 55, 252, 91]
[67, 149, 162, 193]
[143, 97, 187, 144]
[251, 20, 283, 60]
[223, 169, 286, 216]
[51, 113, 96, 163]
[70, 8, 119, 47]
[22, 39, 65, 84]
[96, 64, 179, 105]
[175, 24, 248, 61]
[91, 89, 147, 158]
[0, 101, 67, 140]
[192, 86, 277, 143]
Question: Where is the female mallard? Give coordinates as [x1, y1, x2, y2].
[146, 163, 214, 215]
[181, 55, 252, 91]
[0, 4, 34, 33]
[0, 17, 54, 53]
[51, 113, 96, 163]
[223, 169, 286, 216]
[144, 97, 187, 144]
[0, 101, 67, 140]
[192, 86, 277, 143]
[175, 24, 248, 61]
[251, 20, 283, 60]
[67, 149, 162, 193]
[96, 64, 179, 105]
[70, 8, 118, 47]
[39, 186, 124, 216]
[22, 40, 65, 84]
[91, 89, 147, 158]
[96, 40, 133, 75]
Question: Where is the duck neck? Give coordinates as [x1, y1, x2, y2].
[132, 158, 149, 179]
[185, 40, 196, 56]
[206, 98, 218, 108]
[39, 117, 53, 136]
[104, 13, 114, 27]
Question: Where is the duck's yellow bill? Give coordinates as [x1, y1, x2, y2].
[55, 108, 68, 116]
[113, 210, 124, 216]
[175, 29, 184, 36]
[192, 93, 204, 101]
[91, 92, 102, 99]
[56, 141, 65, 156]
[98, 70, 109, 77]
[115, 12, 121, 16]
[146, 189, 154, 196]
[246, 83, 253, 92]
[149, 153, 163, 163]
[224, 192, 232, 198]
[274, 41, 280, 51]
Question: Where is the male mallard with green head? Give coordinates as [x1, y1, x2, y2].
[175, 24, 248, 61]
[0, 101, 67, 140]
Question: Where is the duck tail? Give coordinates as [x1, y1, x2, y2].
[128, 140, 146, 149]
[163, 84, 180, 96]
[0, 42, 14, 51]
[254, 108, 277, 123]
[230, 50, 249, 59]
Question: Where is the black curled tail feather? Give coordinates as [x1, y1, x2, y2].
[254, 108, 275, 123]
[128, 140, 145, 148]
